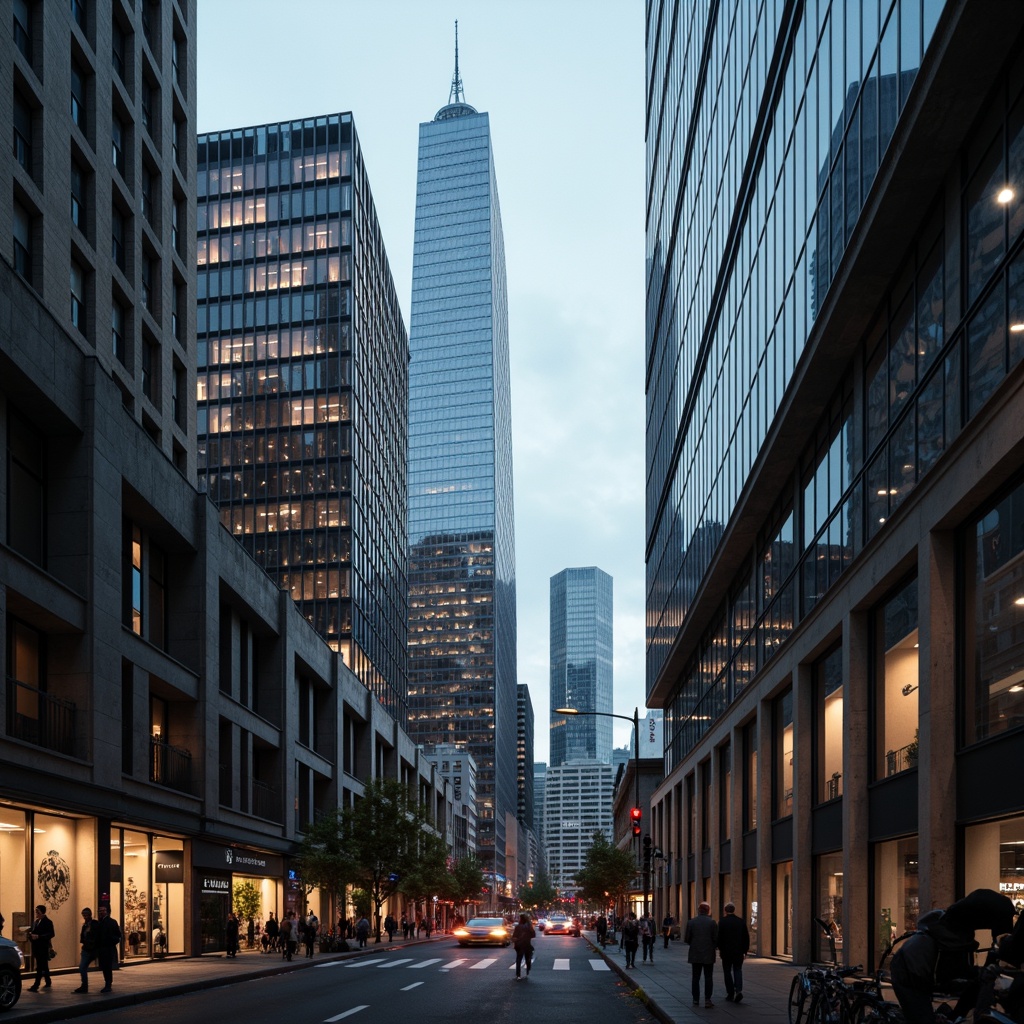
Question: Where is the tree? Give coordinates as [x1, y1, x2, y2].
[232, 880, 262, 928]
[296, 807, 353, 922]
[518, 868, 557, 909]
[399, 830, 449, 912]
[442, 855, 485, 910]
[573, 832, 636, 909]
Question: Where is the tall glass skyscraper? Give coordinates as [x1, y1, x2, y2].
[549, 567, 614, 766]
[407, 43, 518, 879]
[195, 114, 409, 721]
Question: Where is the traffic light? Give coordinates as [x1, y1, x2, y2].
[643, 834, 652, 863]
[630, 806, 642, 837]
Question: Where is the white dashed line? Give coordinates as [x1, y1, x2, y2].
[471, 958, 498, 969]
[439, 959, 468, 969]
[407, 958, 441, 968]
[589, 959, 611, 971]
[324, 1006, 369, 1023]
[553, 958, 570, 970]
[401, 982, 424, 991]
[375, 958, 414, 968]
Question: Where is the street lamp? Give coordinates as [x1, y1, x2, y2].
[555, 705, 641, 912]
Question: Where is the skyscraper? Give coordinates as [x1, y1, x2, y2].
[646, 0, 1024, 964]
[549, 567, 614, 766]
[407, 32, 518, 879]
[195, 114, 409, 721]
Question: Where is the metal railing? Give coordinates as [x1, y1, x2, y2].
[884, 741, 918, 777]
[150, 737, 194, 794]
[6, 678, 78, 757]
[251, 778, 281, 822]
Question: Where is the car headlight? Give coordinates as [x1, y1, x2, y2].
[489, 929, 506, 938]
[453, 928, 468, 937]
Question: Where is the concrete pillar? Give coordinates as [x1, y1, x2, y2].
[843, 609, 872, 970]
[919, 530, 957, 913]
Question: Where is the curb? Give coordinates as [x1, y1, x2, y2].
[585, 936, 675, 1024]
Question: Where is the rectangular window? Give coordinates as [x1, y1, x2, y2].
[111, 19, 126, 82]
[123, 520, 143, 634]
[172, 115, 184, 169]
[112, 298, 125, 362]
[13, 201, 32, 282]
[141, 165, 154, 223]
[141, 255, 154, 312]
[774, 690, 793, 818]
[873, 837, 918, 961]
[13, 90, 32, 171]
[875, 578, 919, 778]
[111, 206, 125, 270]
[70, 159, 85, 229]
[71, 62, 86, 131]
[814, 852, 844, 962]
[70, 259, 85, 331]
[7, 410, 45, 563]
[142, 336, 157, 401]
[743, 720, 757, 831]
[112, 113, 125, 175]
[171, 281, 182, 341]
[171, 200, 181, 254]
[816, 645, 844, 802]
[70, 0, 85, 32]
[13, 0, 31, 60]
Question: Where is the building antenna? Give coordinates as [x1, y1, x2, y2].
[448, 19, 465, 105]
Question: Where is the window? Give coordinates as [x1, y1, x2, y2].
[873, 837, 918, 960]
[70, 158, 85, 229]
[111, 206, 126, 270]
[13, 0, 31, 61]
[123, 520, 143, 634]
[7, 410, 45, 563]
[743, 720, 757, 831]
[13, 201, 32, 282]
[141, 254, 155, 312]
[774, 690, 793, 818]
[70, 61, 86, 131]
[70, 259, 85, 332]
[874, 579, 919, 778]
[172, 114, 185, 170]
[171, 33, 183, 90]
[112, 113, 125, 175]
[814, 852, 844, 962]
[112, 297, 125, 363]
[172, 360, 184, 426]
[171, 281, 183, 341]
[816, 645, 844, 802]
[141, 165, 153, 223]
[111, 18, 126, 83]
[13, 90, 32, 171]
[140, 78, 152, 135]
[70, 0, 85, 33]
[171, 199, 181, 254]
[964, 478, 1024, 743]
[142, 335, 158, 401]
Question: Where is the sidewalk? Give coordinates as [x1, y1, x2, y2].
[585, 928, 796, 1024]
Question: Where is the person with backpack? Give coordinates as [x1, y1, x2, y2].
[640, 913, 656, 963]
[622, 912, 640, 968]
[512, 913, 536, 980]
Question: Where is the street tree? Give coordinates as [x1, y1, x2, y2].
[573, 832, 636, 911]
[518, 868, 557, 909]
[397, 830, 449, 921]
[441, 854, 485, 914]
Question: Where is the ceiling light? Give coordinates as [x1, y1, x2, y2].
[1011, 323, 1024, 333]
[997, 187, 1015, 204]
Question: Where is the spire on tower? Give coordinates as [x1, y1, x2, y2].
[448, 20, 465, 105]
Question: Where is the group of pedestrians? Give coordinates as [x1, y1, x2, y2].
[684, 901, 751, 1007]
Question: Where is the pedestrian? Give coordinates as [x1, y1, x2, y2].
[225, 911, 240, 957]
[152, 922, 165, 956]
[265, 913, 279, 952]
[305, 912, 318, 957]
[96, 903, 122, 993]
[74, 906, 99, 993]
[356, 914, 370, 948]
[641, 912, 656, 962]
[718, 902, 750, 1003]
[512, 912, 536, 980]
[247, 917, 256, 950]
[662, 911, 675, 949]
[596, 914, 608, 947]
[685, 901, 718, 1008]
[27, 904, 55, 991]
[423, 914, 432, 939]
[279, 913, 294, 961]
[384, 914, 396, 941]
[622, 912, 640, 968]
[401, 914, 409, 939]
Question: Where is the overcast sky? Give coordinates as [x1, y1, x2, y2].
[197, 0, 647, 763]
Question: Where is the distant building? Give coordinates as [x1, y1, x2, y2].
[195, 112, 409, 722]
[425, 744, 478, 860]
[517, 684, 535, 830]
[533, 762, 548, 871]
[407, 34, 518, 880]
[549, 568, 613, 766]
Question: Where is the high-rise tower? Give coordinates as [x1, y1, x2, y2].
[195, 114, 409, 721]
[407, 27, 518, 880]
[549, 567, 614, 766]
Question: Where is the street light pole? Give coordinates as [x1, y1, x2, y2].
[555, 705, 642, 913]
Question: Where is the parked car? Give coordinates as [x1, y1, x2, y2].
[452, 917, 511, 947]
[0, 937, 24, 1012]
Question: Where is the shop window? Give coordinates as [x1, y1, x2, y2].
[719, 743, 732, 840]
[964, 478, 1024, 743]
[744, 867, 759, 956]
[816, 645, 844, 802]
[874, 837, 919, 959]
[774, 690, 794, 818]
[775, 860, 793, 957]
[964, 817, 1024, 911]
[815, 851, 844, 963]
[874, 579, 919, 778]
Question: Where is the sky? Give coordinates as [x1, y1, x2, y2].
[196, 0, 647, 764]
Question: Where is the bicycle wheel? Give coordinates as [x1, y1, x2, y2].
[789, 975, 808, 1024]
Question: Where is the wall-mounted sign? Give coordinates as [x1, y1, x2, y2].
[155, 852, 184, 883]
[200, 873, 231, 896]
[192, 840, 283, 876]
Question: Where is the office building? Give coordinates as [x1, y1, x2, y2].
[425, 743, 478, 861]
[195, 112, 409, 722]
[407, 38, 518, 879]
[1, 0, 443, 965]
[549, 567, 614, 767]
[646, 0, 1024, 966]
[517, 683, 535, 831]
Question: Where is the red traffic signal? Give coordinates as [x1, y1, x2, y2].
[630, 806, 642, 836]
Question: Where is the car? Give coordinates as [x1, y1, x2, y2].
[536, 915, 549, 932]
[452, 917, 510, 947]
[544, 913, 579, 937]
[0, 936, 24, 1012]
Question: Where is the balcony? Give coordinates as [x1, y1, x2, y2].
[251, 778, 281, 822]
[884, 741, 918, 777]
[6, 678, 78, 757]
[150, 737, 194, 794]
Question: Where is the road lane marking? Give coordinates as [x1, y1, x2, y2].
[376, 958, 414, 968]
[589, 960, 611, 971]
[401, 982, 424, 991]
[324, 1006, 369, 1022]
[439, 959, 468, 969]
[344, 958, 387, 968]
[471, 958, 498, 969]
[407, 958, 441, 968]
[553, 958, 570, 970]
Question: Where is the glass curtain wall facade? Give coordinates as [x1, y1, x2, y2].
[646, 0, 1024, 963]
[195, 114, 409, 721]
[549, 567, 614, 766]
[407, 86, 518, 876]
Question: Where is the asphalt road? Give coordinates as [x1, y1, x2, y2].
[79, 935, 656, 1024]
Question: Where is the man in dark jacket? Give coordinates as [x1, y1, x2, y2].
[718, 903, 751, 1003]
[27, 904, 55, 991]
[622, 913, 640, 968]
[512, 913, 536, 979]
[96, 903, 122, 992]
[685, 902, 718, 1007]
[74, 907, 99, 993]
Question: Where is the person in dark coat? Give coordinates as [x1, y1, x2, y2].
[511, 913, 536, 979]
[685, 902, 718, 1007]
[96, 903, 122, 992]
[225, 912, 240, 957]
[622, 912, 640, 968]
[74, 907, 99, 993]
[662, 912, 675, 949]
[717, 902, 750, 1003]
[27, 905, 55, 991]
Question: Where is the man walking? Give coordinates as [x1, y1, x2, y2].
[641, 912, 656, 963]
[96, 903, 122, 992]
[622, 912, 640, 968]
[685, 901, 718, 1007]
[27, 905, 55, 991]
[718, 902, 751, 1003]
[662, 911, 675, 949]
[74, 907, 99, 993]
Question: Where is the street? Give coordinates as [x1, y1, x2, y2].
[67, 936, 655, 1024]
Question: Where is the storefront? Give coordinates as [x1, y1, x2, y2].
[965, 815, 1024, 917]
[191, 840, 284, 954]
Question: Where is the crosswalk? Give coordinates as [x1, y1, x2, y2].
[315, 954, 610, 973]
